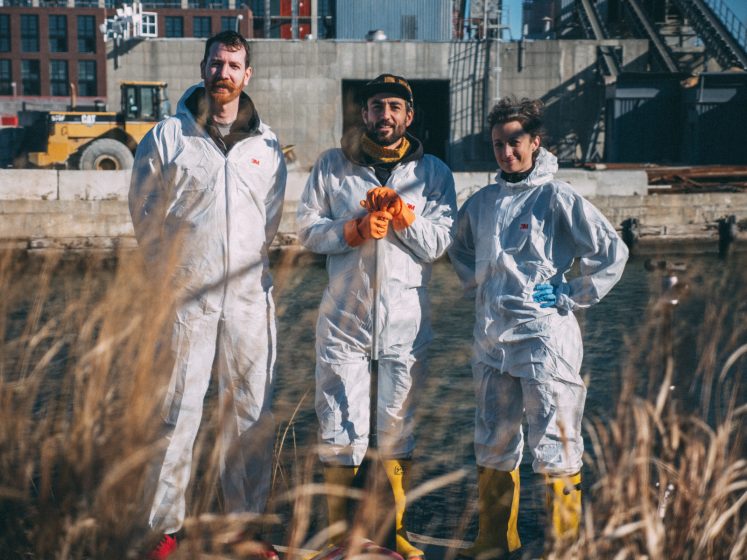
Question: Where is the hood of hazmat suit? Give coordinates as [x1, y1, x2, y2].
[129, 83, 287, 301]
[449, 148, 628, 381]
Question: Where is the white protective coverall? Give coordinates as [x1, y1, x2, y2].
[129, 84, 287, 533]
[449, 148, 628, 476]
[296, 136, 457, 465]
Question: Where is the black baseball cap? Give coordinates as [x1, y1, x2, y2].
[359, 74, 414, 105]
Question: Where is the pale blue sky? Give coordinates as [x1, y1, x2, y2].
[502, 0, 747, 41]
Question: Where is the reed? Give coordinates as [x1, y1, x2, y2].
[565, 257, 746, 559]
[0, 249, 744, 559]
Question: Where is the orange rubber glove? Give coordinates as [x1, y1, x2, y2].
[361, 187, 416, 231]
[359, 210, 392, 239]
[344, 210, 392, 247]
[390, 202, 415, 231]
[363, 187, 396, 212]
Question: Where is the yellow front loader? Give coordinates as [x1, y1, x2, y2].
[20, 81, 170, 170]
[15, 80, 296, 169]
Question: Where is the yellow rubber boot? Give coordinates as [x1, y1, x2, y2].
[545, 472, 582, 541]
[324, 466, 358, 544]
[383, 459, 426, 560]
[461, 467, 521, 560]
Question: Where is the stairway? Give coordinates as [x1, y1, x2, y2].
[622, 0, 680, 72]
[575, 0, 621, 77]
[657, 14, 707, 73]
[576, 0, 608, 40]
[669, 0, 747, 70]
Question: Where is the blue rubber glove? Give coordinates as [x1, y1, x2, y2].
[532, 283, 558, 308]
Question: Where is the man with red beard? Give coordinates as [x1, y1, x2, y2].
[297, 75, 456, 560]
[129, 31, 286, 559]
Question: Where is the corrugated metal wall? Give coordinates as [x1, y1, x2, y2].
[605, 73, 685, 163]
[336, 0, 451, 41]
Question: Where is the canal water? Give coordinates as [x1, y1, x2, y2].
[3, 247, 744, 552]
[267, 247, 744, 550]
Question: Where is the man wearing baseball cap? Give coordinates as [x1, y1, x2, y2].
[297, 74, 457, 560]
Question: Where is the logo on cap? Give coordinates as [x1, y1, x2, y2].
[360, 73, 414, 105]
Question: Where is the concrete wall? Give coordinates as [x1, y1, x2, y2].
[498, 39, 651, 161]
[1, 169, 745, 251]
[107, 39, 452, 171]
[0, 168, 648, 202]
[76, 167, 635, 206]
[105, 38, 650, 170]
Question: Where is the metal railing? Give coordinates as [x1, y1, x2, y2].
[672, 0, 747, 69]
[703, 0, 747, 51]
[624, 0, 679, 72]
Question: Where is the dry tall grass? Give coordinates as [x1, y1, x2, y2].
[0, 249, 175, 557]
[0, 248, 744, 559]
[566, 257, 747, 560]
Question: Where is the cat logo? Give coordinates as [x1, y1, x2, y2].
[81, 114, 97, 126]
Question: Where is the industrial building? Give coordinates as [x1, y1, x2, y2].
[1, 0, 746, 169]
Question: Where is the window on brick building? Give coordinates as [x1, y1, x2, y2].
[78, 60, 97, 96]
[193, 16, 211, 38]
[78, 15, 97, 53]
[189, 0, 228, 7]
[140, 13, 158, 37]
[221, 16, 237, 32]
[164, 16, 184, 38]
[49, 15, 68, 53]
[0, 59, 12, 95]
[50, 60, 69, 96]
[21, 15, 39, 53]
[0, 15, 10, 52]
[21, 59, 40, 95]
[143, 0, 180, 8]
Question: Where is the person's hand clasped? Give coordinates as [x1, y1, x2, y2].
[532, 283, 557, 308]
[361, 187, 415, 231]
[362, 187, 399, 213]
[358, 210, 393, 240]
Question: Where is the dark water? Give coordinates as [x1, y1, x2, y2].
[269, 249, 745, 548]
[4, 248, 744, 551]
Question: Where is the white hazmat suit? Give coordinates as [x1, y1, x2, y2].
[296, 136, 456, 465]
[129, 84, 287, 533]
[449, 148, 628, 475]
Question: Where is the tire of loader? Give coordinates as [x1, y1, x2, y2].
[78, 138, 134, 170]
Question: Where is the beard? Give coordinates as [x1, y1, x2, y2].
[365, 118, 407, 147]
[207, 78, 242, 104]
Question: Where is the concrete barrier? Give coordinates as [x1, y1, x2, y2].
[1, 170, 745, 251]
[59, 170, 131, 201]
[0, 200, 133, 241]
[452, 169, 650, 200]
[0, 168, 652, 202]
[556, 169, 649, 197]
[0, 169, 57, 200]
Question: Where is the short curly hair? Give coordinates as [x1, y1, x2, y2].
[202, 30, 251, 68]
[487, 97, 544, 138]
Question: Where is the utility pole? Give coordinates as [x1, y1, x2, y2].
[311, 0, 318, 39]
[482, 1, 502, 128]
[292, 0, 299, 39]
[264, 0, 271, 38]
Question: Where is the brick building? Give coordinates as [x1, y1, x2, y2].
[0, 1, 254, 105]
